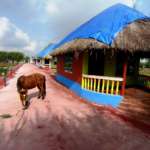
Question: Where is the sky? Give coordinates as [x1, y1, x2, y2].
[0, 0, 149, 56]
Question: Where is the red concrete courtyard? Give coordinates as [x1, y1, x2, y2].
[0, 64, 150, 150]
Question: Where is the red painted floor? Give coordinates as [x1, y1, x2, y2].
[0, 64, 150, 150]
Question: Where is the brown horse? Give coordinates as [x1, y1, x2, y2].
[17, 73, 46, 108]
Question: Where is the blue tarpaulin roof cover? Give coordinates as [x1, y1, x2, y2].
[37, 44, 56, 58]
[53, 3, 149, 51]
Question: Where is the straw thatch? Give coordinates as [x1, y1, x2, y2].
[51, 19, 150, 56]
[112, 19, 150, 52]
[51, 39, 109, 56]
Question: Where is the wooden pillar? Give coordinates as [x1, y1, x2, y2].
[121, 56, 128, 96]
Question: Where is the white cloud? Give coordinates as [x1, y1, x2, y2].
[0, 17, 10, 38]
[44, 0, 134, 41]
[135, 0, 150, 16]
[0, 17, 37, 53]
[25, 41, 37, 52]
[15, 30, 30, 42]
[46, 1, 59, 15]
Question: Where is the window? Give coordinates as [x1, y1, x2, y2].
[116, 53, 139, 77]
[64, 53, 73, 72]
[44, 59, 49, 64]
[139, 58, 150, 76]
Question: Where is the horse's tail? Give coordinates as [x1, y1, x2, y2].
[17, 75, 24, 92]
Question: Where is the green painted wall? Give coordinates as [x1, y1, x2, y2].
[104, 51, 116, 76]
[82, 51, 116, 76]
[82, 52, 89, 74]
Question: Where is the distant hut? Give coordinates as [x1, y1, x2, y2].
[50, 4, 150, 107]
[37, 44, 56, 68]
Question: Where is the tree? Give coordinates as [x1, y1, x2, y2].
[0, 51, 25, 63]
[7, 52, 25, 63]
[0, 51, 8, 62]
[24, 56, 30, 63]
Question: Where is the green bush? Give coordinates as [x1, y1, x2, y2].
[0, 51, 25, 63]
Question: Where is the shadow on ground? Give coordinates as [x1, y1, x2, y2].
[0, 104, 150, 150]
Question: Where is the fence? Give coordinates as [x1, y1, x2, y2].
[82, 74, 123, 95]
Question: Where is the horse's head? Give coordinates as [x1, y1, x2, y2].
[19, 89, 27, 102]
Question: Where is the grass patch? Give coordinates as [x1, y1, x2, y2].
[0, 67, 8, 75]
[0, 114, 12, 119]
[0, 63, 15, 76]
[139, 68, 150, 77]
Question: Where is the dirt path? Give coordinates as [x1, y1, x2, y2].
[0, 64, 150, 150]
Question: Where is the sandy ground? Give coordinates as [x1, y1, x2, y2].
[0, 64, 150, 150]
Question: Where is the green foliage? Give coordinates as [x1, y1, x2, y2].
[24, 56, 30, 63]
[140, 59, 150, 68]
[0, 51, 25, 63]
[0, 51, 8, 62]
[8, 51, 24, 63]
[0, 67, 8, 76]
[139, 68, 150, 77]
[145, 61, 150, 68]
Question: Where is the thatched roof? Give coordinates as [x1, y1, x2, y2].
[37, 44, 56, 58]
[50, 39, 109, 56]
[112, 19, 150, 52]
[51, 19, 150, 56]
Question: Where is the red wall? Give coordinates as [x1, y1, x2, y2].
[57, 53, 83, 84]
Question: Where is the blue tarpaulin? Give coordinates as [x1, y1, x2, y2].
[37, 44, 56, 58]
[53, 3, 149, 51]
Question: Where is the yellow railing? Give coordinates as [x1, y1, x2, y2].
[82, 74, 123, 95]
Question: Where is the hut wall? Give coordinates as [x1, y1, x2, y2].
[41, 59, 45, 65]
[56, 52, 123, 108]
[104, 51, 116, 76]
[82, 52, 89, 74]
[57, 53, 83, 84]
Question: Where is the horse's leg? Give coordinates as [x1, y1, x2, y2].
[19, 94, 25, 108]
[42, 81, 46, 99]
[37, 85, 42, 99]
[21, 99, 24, 107]
[41, 82, 46, 99]
[24, 95, 29, 109]
[40, 86, 44, 100]
[21, 99, 27, 109]
[41, 89, 44, 99]
[25, 100, 29, 108]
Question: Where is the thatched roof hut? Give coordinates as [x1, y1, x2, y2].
[37, 44, 56, 58]
[50, 4, 150, 56]
[51, 19, 150, 56]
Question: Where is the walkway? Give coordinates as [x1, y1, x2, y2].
[119, 88, 150, 125]
[0, 64, 150, 150]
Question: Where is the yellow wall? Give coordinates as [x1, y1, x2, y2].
[82, 52, 89, 74]
[104, 51, 116, 76]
